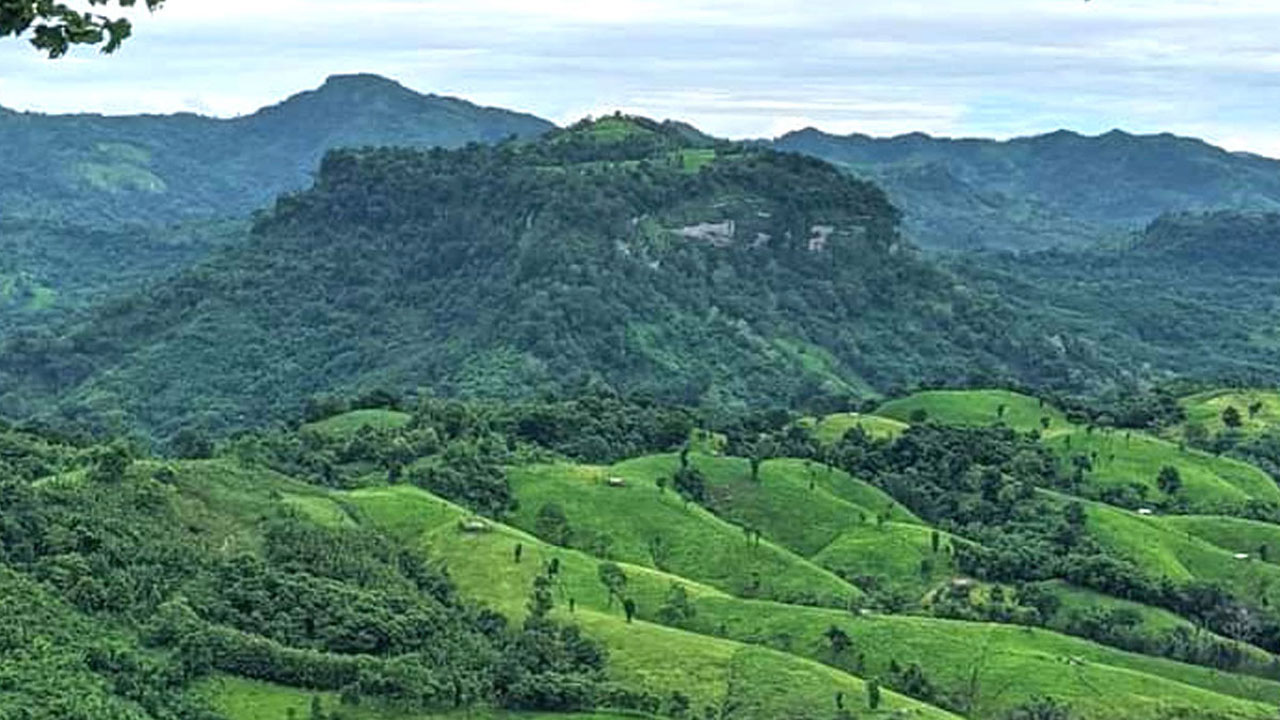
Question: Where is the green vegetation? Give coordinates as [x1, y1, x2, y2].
[2, 117, 1192, 441]
[776, 127, 1280, 251]
[13, 386, 1280, 719]
[505, 460, 856, 606]
[801, 412, 908, 445]
[303, 409, 413, 437]
[878, 390, 1068, 432]
[1043, 429, 1280, 512]
[1181, 390, 1280, 438]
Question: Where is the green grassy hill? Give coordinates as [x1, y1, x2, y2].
[344, 484, 1280, 720]
[344, 485, 954, 719]
[302, 408, 413, 437]
[1048, 492, 1280, 606]
[503, 460, 857, 607]
[1159, 515, 1280, 564]
[13, 396, 1280, 720]
[1043, 428, 1280, 511]
[799, 412, 909, 445]
[1180, 390, 1280, 437]
[877, 389, 1068, 432]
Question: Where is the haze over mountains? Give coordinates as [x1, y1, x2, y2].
[0, 73, 553, 225]
[775, 127, 1280, 250]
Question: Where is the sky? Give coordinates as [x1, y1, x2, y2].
[2, 0, 1280, 155]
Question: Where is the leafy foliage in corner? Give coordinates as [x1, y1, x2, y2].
[0, 0, 164, 57]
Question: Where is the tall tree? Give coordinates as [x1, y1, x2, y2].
[1, 0, 164, 57]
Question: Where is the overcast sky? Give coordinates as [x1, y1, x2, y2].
[3, 0, 1280, 154]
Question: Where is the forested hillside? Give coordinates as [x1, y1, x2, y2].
[774, 128, 1280, 251]
[950, 210, 1280, 387]
[0, 74, 553, 226]
[9, 388, 1280, 720]
[0, 117, 1127, 439]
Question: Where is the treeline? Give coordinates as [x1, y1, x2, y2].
[224, 392, 697, 518]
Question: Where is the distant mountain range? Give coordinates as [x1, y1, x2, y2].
[774, 127, 1280, 250]
[0, 73, 553, 225]
[5, 71, 1280, 247]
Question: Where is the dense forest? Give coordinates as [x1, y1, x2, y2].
[1, 116, 1135, 440]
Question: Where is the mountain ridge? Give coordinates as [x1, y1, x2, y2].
[0, 73, 556, 226]
[773, 125, 1280, 250]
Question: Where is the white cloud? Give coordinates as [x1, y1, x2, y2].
[1, 0, 1279, 155]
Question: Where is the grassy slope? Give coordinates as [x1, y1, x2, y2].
[343, 485, 955, 720]
[877, 389, 1069, 432]
[1043, 429, 1280, 510]
[342, 485, 1280, 720]
[800, 412, 909, 445]
[1180, 390, 1280, 436]
[680, 455, 952, 600]
[1160, 515, 1280, 564]
[504, 459, 857, 607]
[1043, 491, 1280, 607]
[301, 409, 413, 437]
[1044, 581, 1276, 671]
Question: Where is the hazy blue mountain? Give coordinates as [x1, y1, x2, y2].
[774, 127, 1280, 251]
[0, 75, 556, 330]
[0, 73, 555, 226]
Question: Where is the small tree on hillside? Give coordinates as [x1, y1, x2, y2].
[1222, 406, 1243, 428]
[824, 625, 852, 655]
[535, 502, 573, 546]
[1157, 465, 1182, 496]
[598, 562, 627, 608]
[866, 679, 881, 710]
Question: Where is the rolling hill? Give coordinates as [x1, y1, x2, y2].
[774, 127, 1280, 251]
[10, 387, 1280, 720]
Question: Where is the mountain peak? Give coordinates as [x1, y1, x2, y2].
[317, 73, 415, 95]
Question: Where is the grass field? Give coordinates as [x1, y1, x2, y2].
[201, 676, 651, 720]
[1043, 428, 1280, 511]
[1180, 390, 1280, 437]
[1160, 515, 1280, 564]
[504, 459, 856, 607]
[877, 389, 1069, 432]
[1039, 491, 1280, 607]
[172, 417, 1280, 720]
[1043, 581, 1277, 673]
[337, 482, 1280, 720]
[343, 486, 954, 719]
[799, 412, 909, 445]
[301, 408, 412, 437]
